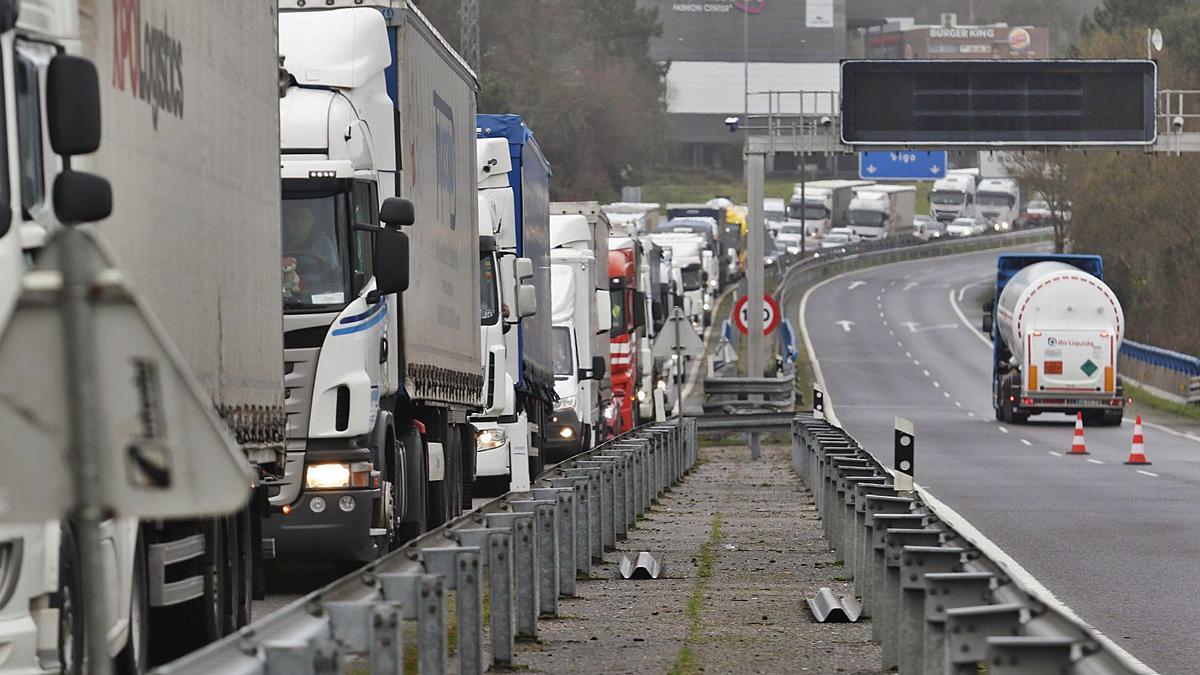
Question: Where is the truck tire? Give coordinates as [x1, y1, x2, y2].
[1101, 408, 1124, 426]
[57, 526, 84, 675]
[397, 426, 428, 544]
[116, 533, 149, 675]
[229, 510, 254, 629]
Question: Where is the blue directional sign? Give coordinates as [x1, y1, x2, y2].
[858, 150, 947, 180]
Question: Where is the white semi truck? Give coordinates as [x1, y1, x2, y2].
[0, 0, 284, 670]
[976, 178, 1021, 231]
[789, 179, 874, 235]
[930, 172, 978, 222]
[266, 1, 482, 564]
[545, 206, 612, 460]
[847, 185, 916, 240]
[983, 255, 1126, 425]
[648, 232, 711, 327]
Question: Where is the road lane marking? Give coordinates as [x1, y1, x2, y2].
[896, 340, 903, 347]
[835, 320, 855, 332]
[1087, 458, 1104, 464]
[1048, 451, 1062, 457]
[848, 280, 867, 291]
[905, 351, 911, 358]
[889, 329, 895, 336]
[948, 288, 994, 349]
[933, 381, 941, 388]
[967, 411, 976, 417]
[877, 302, 883, 309]
[876, 295, 881, 301]
[913, 359, 920, 365]
[903, 281, 919, 291]
[1020, 439, 1032, 446]
[943, 392, 951, 398]
[1137, 470, 1159, 477]
[879, 311, 885, 317]
[957, 278, 986, 303]
[955, 401, 962, 407]
[998, 426, 1008, 433]
[922, 369, 930, 377]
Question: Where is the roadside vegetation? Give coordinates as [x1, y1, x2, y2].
[668, 512, 723, 675]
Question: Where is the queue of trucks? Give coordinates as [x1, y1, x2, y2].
[0, 2, 736, 671]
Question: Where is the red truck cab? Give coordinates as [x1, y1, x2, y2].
[608, 248, 643, 432]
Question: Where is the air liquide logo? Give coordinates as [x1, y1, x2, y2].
[112, 0, 184, 130]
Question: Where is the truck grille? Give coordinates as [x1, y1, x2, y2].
[284, 347, 319, 439]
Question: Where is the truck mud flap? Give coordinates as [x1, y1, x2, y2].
[147, 534, 205, 607]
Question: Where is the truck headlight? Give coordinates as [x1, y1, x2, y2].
[636, 389, 648, 402]
[554, 395, 577, 411]
[305, 462, 370, 490]
[476, 428, 508, 451]
[702, 302, 712, 312]
[708, 279, 719, 290]
[787, 246, 800, 254]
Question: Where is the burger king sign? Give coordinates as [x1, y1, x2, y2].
[1008, 27, 1032, 53]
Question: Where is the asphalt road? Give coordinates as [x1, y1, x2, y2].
[802, 244, 1200, 674]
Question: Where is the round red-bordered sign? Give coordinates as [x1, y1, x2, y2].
[733, 294, 781, 336]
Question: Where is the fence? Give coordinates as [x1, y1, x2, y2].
[1119, 339, 1200, 404]
[792, 412, 1154, 675]
[153, 420, 697, 674]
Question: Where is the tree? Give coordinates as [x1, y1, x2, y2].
[1004, 153, 1075, 252]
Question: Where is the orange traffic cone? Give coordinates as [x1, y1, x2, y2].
[1125, 416, 1151, 465]
[1068, 412, 1089, 455]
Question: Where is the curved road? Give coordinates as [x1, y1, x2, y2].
[802, 245, 1200, 674]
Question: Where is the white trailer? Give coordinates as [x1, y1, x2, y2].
[790, 179, 874, 234]
[0, 0, 283, 670]
[847, 185, 916, 240]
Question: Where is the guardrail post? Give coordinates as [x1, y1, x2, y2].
[853, 483, 896, 602]
[510, 500, 559, 617]
[325, 601, 371, 662]
[899, 545, 965, 675]
[870, 514, 926, 662]
[841, 475, 887, 586]
[418, 575, 448, 675]
[534, 488, 578, 597]
[551, 476, 592, 577]
[607, 445, 641, 529]
[986, 636, 1075, 674]
[831, 461, 877, 556]
[564, 467, 603, 561]
[864, 497, 915, 620]
[575, 461, 615, 550]
[420, 546, 484, 674]
[263, 636, 336, 675]
[484, 512, 539, 640]
[879, 528, 940, 670]
[370, 604, 403, 674]
[924, 572, 994, 675]
[455, 528, 516, 667]
[944, 603, 1024, 675]
[595, 452, 631, 536]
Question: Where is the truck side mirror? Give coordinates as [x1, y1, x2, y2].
[514, 257, 534, 282]
[380, 197, 415, 228]
[592, 355, 607, 379]
[632, 290, 647, 329]
[516, 283, 537, 319]
[54, 172, 112, 224]
[371, 228, 409, 300]
[47, 55, 101, 156]
[596, 288, 612, 332]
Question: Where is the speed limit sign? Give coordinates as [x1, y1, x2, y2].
[733, 294, 780, 336]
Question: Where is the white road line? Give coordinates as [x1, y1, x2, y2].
[876, 295, 882, 301]
[1020, 439, 1032, 446]
[948, 288, 994, 349]
[922, 369, 930, 377]
[967, 411, 976, 417]
[1048, 451, 1062, 457]
[955, 401, 962, 408]
[933, 381, 941, 388]
[1137, 470, 1159, 477]
[905, 351, 912, 358]
[957, 278, 986, 304]
[913, 359, 920, 365]
[943, 392, 950, 398]
[879, 311, 885, 317]
[1087, 458, 1104, 465]
[889, 329, 895, 336]
[1139, 419, 1200, 445]
[896, 340, 903, 347]
[998, 426, 1008, 434]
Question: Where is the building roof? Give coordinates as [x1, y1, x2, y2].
[666, 61, 839, 115]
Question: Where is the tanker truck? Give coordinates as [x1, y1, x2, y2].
[982, 255, 1126, 425]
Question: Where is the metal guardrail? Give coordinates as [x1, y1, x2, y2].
[692, 411, 794, 432]
[791, 413, 1156, 675]
[1120, 339, 1200, 404]
[153, 419, 697, 674]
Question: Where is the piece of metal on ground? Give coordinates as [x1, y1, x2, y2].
[619, 552, 664, 580]
[806, 587, 862, 622]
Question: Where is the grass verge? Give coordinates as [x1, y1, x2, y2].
[668, 512, 724, 675]
[1127, 384, 1200, 423]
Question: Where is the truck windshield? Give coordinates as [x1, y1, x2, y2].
[848, 210, 885, 228]
[610, 289, 628, 336]
[788, 203, 828, 220]
[282, 192, 352, 311]
[977, 192, 1015, 207]
[680, 264, 703, 291]
[931, 191, 965, 205]
[480, 254, 499, 326]
[552, 326, 574, 378]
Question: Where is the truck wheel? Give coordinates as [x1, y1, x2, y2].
[1102, 409, 1124, 426]
[397, 426, 428, 544]
[230, 510, 254, 628]
[201, 520, 230, 641]
[116, 534, 149, 675]
[57, 526, 84, 675]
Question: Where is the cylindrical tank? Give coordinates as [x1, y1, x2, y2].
[996, 261, 1124, 364]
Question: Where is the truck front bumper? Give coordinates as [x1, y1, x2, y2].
[262, 488, 381, 562]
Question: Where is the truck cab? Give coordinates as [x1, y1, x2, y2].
[930, 174, 977, 222]
[608, 246, 645, 433]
